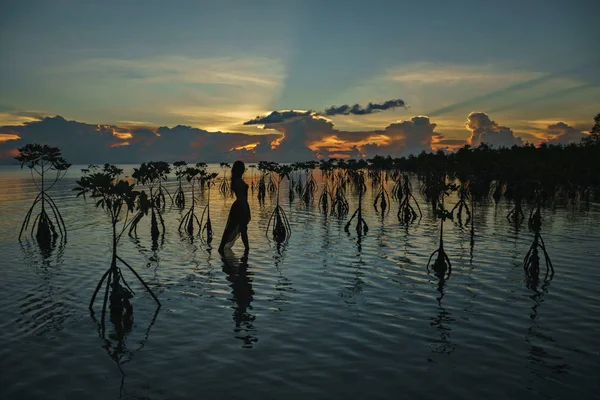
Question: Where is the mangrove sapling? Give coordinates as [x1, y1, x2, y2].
[420, 172, 446, 212]
[523, 208, 554, 279]
[288, 174, 295, 203]
[178, 166, 205, 236]
[173, 161, 188, 209]
[295, 173, 304, 196]
[219, 162, 231, 196]
[397, 174, 422, 224]
[16, 144, 71, 243]
[318, 181, 333, 214]
[248, 164, 257, 193]
[73, 165, 160, 331]
[196, 163, 208, 190]
[373, 171, 391, 215]
[391, 173, 403, 201]
[450, 181, 472, 225]
[301, 162, 318, 204]
[266, 164, 292, 243]
[128, 162, 171, 242]
[257, 173, 267, 203]
[490, 180, 504, 205]
[426, 185, 454, 280]
[345, 171, 369, 235]
[153, 161, 173, 211]
[259, 161, 279, 195]
[523, 202, 553, 280]
[505, 180, 526, 224]
[199, 172, 218, 243]
[331, 181, 350, 217]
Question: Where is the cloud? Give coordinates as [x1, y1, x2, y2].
[245, 113, 442, 161]
[244, 98, 407, 126]
[58, 56, 286, 88]
[243, 110, 314, 125]
[385, 62, 539, 85]
[545, 122, 587, 145]
[0, 112, 447, 164]
[323, 99, 406, 116]
[465, 112, 523, 148]
[0, 115, 279, 164]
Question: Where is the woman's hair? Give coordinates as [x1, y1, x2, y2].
[231, 160, 245, 185]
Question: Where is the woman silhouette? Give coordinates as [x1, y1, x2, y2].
[218, 161, 251, 254]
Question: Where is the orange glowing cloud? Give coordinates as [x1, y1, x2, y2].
[231, 142, 259, 151]
[308, 134, 391, 152]
[270, 136, 283, 149]
[0, 133, 21, 143]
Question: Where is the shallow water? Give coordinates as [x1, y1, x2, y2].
[1, 165, 599, 400]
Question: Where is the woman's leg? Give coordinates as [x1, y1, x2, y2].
[241, 230, 249, 251]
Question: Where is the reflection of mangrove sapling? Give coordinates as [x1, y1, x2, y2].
[345, 171, 369, 235]
[73, 165, 160, 330]
[173, 161, 187, 209]
[178, 165, 204, 236]
[397, 174, 422, 224]
[266, 164, 292, 243]
[219, 162, 231, 196]
[427, 184, 455, 279]
[199, 172, 219, 243]
[16, 144, 71, 242]
[129, 162, 171, 240]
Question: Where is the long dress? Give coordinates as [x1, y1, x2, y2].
[219, 178, 251, 250]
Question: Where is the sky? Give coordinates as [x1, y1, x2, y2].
[0, 0, 598, 163]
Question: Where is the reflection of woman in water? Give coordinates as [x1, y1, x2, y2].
[218, 161, 251, 254]
[222, 252, 256, 346]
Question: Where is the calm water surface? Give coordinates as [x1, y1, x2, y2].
[0, 165, 599, 400]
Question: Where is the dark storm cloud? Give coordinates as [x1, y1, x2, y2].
[243, 110, 313, 125]
[243, 99, 407, 125]
[323, 99, 406, 116]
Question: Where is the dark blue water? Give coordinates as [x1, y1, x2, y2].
[1, 165, 599, 399]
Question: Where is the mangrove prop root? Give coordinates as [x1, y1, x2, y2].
[19, 192, 67, 242]
[451, 189, 472, 224]
[116, 256, 161, 307]
[523, 233, 554, 275]
[373, 186, 391, 214]
[178, 205, 200, 236]
[266, 205, 291, 244]
[331, 185, 349, 217]
[318, 183, 333, 214]
[257, 176, 266, 203]
[199, 204, 213, 243]
[174, 183, 186, 209]
[397, 177, 422, 224]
